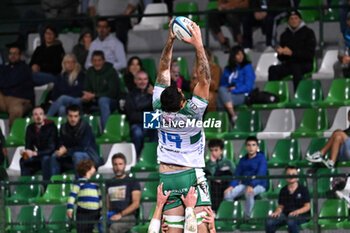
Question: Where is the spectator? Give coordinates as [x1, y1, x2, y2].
[338, 12, 350, 77]
[339, 0, 350, 35]
[30, 25, 65, 86]
[73, 28, 93, 71]
[20, 106, 57, 181]
[82, 51, 121, 130]
[224, 136, 268, 218]
[123, 56, 144, 92]
[88, 0, 142, 49]
[268, 11, 316, 91]
[190, 48, 221, 112]
[46, 54, 85, 117]
[50, 104, 103, 178]
[242, 0, 293, 50]
[216, 46, 255, 122]
[85, 19, 127, 72]
[67, 159, 101, 233]
[0, 44, 34, 128]
[0, 129, 5, 166]
[265, 166, 310, 233]
[307, 110, 350, 168]
[204, 139, 236, 212]
[170, 60, 190, 92]
[107, 153, 141, 233]
[41, 0, 79, 19]
[208, 0, 249, 52]
[125, 71, 157, 155]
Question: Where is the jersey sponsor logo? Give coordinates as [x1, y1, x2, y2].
[143, 110, 161, 129]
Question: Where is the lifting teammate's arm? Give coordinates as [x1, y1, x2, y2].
[155, 21, 176, 87]
[184, 23, 210, 100]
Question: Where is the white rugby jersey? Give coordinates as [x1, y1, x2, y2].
[152, 84, 208, 167]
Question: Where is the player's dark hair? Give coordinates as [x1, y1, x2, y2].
[160, 85, 183, 112]
[285, 165, 298, 172]
[208, 139, 224, 150]
[245, 136, 259, 145]
[97, 18, 111, 27]
[92, 50, 105, 60]
[8, 43, 22, 53]
[66, 104, 81, 115]
[112, 153, 126, 164]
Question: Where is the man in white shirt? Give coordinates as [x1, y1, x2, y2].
[88, 0, 140, 48]
[85, 19, 127, 72]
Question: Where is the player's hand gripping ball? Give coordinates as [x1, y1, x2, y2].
[171, 16, 194, 41]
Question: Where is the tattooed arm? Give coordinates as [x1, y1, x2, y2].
[183, 23, 210, 100]
[155, 21, 176, 87]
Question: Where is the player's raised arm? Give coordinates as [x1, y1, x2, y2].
[156, 20, 176, 87]
[183, 23, 210, 100]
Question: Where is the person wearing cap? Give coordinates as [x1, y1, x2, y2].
[73, 28, 93, 72]
[338, 11, 350, 77]
[268, 11, 316, 91]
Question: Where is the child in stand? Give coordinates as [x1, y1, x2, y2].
[66, 159, 102, 233]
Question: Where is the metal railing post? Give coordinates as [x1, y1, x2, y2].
[312, 172, 320, 233]
[101, 181, 108, 233]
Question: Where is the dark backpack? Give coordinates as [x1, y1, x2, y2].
[245, 88, 280, 106]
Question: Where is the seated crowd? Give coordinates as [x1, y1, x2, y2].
[1, 1, 350, 232]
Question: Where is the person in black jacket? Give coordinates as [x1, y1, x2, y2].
[268, 11, 316, 90]
[46, 54, 85, 117]
[125, 70, 157, 155]
[20, 106, 57, 181]
[30, 25, 65, 86]
[0, 44, 34, 128]
[50, 104, 103, 178]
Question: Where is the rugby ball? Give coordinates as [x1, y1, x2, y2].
[171, 16, 193, 41]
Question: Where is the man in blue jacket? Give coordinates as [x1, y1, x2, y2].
[50, 104, 103, 178]
[0, 44, 34, 128]
[224, 136, 268, 218]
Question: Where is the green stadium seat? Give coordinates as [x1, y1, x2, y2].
[268, 139, 301, 168]
[130, 203, 156, 233]
[319, 79, 350, 107]
[82, 115, 101, 137]
[299, 0, 323, 23]
[6, 175, 41, 205]
[34, 174, 72, 204]
[258, 179, 274, 199]
[204, 111, 229, 140]
[224, 110, 262, 140]
[198, 1, 218, 27]
[174, 2, 199, 23]
[47, 116, 66, 133]
[205, 140, 234, 162]
[324, 0, 341, 21]
[6, 117, 32, 147]
[237, 140, 267, 165]
[318, 199, 348, 229]
[0, 206, 11, 232]
[286, 80, 323, 108]
[239, 200, 277, 231]
[291, 108, 328, 138]
[10, 205, 44, 233]
[141, 172, 159, 202]
[251, 81, 289, 109]
[298, 137, 328, 167]
[317, 168, 338, 198]
[141, 58, 157, 83]
[119, 74, 128, 93]
[39, 205, 71, 233]
[215, 201, 243, 231]
[131, 142, 158, 172]
[96, 114, 130, 144]
[174, 56, 190, 81]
